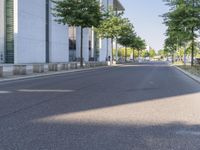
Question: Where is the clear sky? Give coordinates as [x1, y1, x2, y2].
[120, 0, 169, 51]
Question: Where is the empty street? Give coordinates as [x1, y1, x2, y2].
[0, 62, 200, 149]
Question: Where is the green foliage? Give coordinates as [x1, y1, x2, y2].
[131, 36, 146, 51]
[175, 48, 184, 58]
[158, 49, 169, 57]
[117, 20, 136, 48]
[163, 0, 200, 65]
[52, 0, 103, 28]
[52, 0, 103, 66]
[149, 49, 156, 58]
[95, 9, 129, 39]
[141, 50, 150, 58]
[116, 47, 138, 58]
[196, 53, 200, 58]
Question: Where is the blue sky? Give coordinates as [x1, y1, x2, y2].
[120, 0, 169, 51]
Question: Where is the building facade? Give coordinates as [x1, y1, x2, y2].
[0, 0, 124, 64]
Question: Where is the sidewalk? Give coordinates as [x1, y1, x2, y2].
[173, 65, 200, 84]
[0, 62, 109, 82]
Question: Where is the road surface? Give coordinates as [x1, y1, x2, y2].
[0, 62, 200, 150]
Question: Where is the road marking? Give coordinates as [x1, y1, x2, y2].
[17, 89, 75, 93]
[176, 130, 200, 136]
[0, 91, 12, 94]
[149, 81, 154, 85]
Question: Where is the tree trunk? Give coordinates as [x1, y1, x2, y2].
[115, 39, 118, 61]
[106, 38, 108, 61]
[191, 0, 194, 66]
[80, 27, 83, 67]
[184, 45, 186, 65]
[191, 27, 194, 66]
[111, 38, 114, 62]
[132, 49, 135, 61]
[125, 47, 127, 62]
[172, 51, 175, 64]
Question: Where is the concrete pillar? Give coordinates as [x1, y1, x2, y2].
[99, 39, 106, 62]
[76, 27, 89, 62]
[91, 28, 95, 58]
[13, 65, 27, 75]
[49, 2, 69, 63]
[76, 27, 81, 59]
[0, 66, 3, 77]
[0, 0, 5, 63]
[33, 64, 45, 73]
[99, 38, 112, 62]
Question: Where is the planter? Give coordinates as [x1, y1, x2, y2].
[33, 64, 44, 73]
[48, 64, 58, 71]
[13, 65, 26, 75]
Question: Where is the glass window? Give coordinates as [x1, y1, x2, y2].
[69, 26, 76, 50]
[5, 0, 14, 63]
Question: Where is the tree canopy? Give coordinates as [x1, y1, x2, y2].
[52, 0, 103, 66]
[163, 0, 200, 65]
[52, 0, 103, 28]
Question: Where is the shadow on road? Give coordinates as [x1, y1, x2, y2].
[1, 121, 200, 150]
[0, 63, 200, 149]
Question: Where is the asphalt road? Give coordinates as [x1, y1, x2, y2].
[0, 62, 200, 150]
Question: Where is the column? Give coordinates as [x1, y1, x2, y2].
[0, 0, 5, 63]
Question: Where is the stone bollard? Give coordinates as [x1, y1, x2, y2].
[77, 63, 81, 69]
[33, 64, 44, 73]
[85, 62, 90, 68]
[57, 64, 65, 71]
[91, 62, 95, 68]
[63, 63, 69, 70]
[96, 62, 100, 67]
[48, 64, 58, 71]
[0, 66, 3, 77]
[13, 65, 26, 75]
[70, 63, 76, 70]
[44, 64, 49, 72]
[26, 65, 33, 75]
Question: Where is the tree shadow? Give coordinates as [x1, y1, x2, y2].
[0, 64, 200, 149]
[1, 121, 200, 150]
[0, 64, 200, 119]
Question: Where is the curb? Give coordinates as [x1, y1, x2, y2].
[0, 66, 110, 83]
[173, 65, 200, 84]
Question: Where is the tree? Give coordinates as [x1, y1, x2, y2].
[141, 50, 150, 58]
[131, 36, 146, 59]
[95, 9, 130, 61]
[52, 0, 103, 67]
[163, 0, 200, 65]
[117, 21, 136, 62]
[164, 36, 177, 63]
[158, 49, 168, 59]
[149, 49, 156, 58]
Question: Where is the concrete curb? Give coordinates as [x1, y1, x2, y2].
[0, 66, 110, 83]
[173, 65, 200, 84]
[0, 62, 110, 83]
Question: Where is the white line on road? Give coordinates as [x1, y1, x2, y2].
[176, 130, 200, 136]
[17, 89, 75, 93]
[0, 91, 12, 94]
